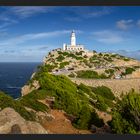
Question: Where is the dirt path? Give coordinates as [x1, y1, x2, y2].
[41, 109, 91, 134]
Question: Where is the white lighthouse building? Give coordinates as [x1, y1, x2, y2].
[63, 30, 84, 51]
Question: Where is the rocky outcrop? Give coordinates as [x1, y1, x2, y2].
[21, 80, 40, 96]
[0, 107, 48, 134]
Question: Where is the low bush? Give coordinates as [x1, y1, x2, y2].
[76, 70, 99, 79]
[31, 67, 104, 129]
[73, 104, 104, 129]
[68, 72, 75, 78]
[0, 91, 36, 121]
[76, 70, 108, 79]
[109, 91, 140, 134]
[123, 58, 130, 61]
[92, 86, 115, 101]
[56, 55, 65, 62]
[59, 61, 69, 69]
[20, 97, 48, 112]
[95, 95, 108, 111]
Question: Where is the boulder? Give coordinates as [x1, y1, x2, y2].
[0, 107, 48, 134]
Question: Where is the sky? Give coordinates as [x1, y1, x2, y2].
[0, 6, 140, 62]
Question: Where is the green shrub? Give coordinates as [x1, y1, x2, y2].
[95, 95, 108, 111]
[56, 55, 65, 62]
[57, 51, 63, 54]
[76, 70, 108, 79]
[76, 70, 99, 79]
[0, 91, 36, 121]
[31, 68, 104, 129]
[111, 54, 117, 58]
[30, 89, 48, 100]
[123, 58, 130, 61]
[20, 96, 48, 112]
[124, 67, 135, 75]
[76, 51, 82, 55]
[68, 72, 75, 78]
[67, 53, 77, 59]
[77, 84, 96, 100]
[90, 110, 104, 127]
[104, 57, 113, 62]
[104, 54, 109, 57]
[105, 69, 114, 74]
[72, 104, 92, 129]
[38, 64, 56, 72]
[62, 52, 69, 56]
[99, 53, 103, 56]
[109, 91, 140, 134]
[92, 86, 115, 101]
[59, 61, 69, 69]
[76, 57, 83, 60]
[100, 73, 108, 79]
[73, 104, 103, 129]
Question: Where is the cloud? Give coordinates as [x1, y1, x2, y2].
[38, 46, 48, 50]
[91, 30, 124, 44]
[64, 6, 113, 22]
[4, 50, 15, 53]
[116, 19, 134, 30]
[73, 6, 112, 18]
[110, 50, 140, 60]
[0, 6, 57, 31]
[0, 14, 18, 30]
[9, 6, 56, 19]
[85, 7, 111, 18]
[0, 30, 71, 46]
[0, 29, 83, 62]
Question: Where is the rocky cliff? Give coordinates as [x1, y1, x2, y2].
[1, 48, 140, 134]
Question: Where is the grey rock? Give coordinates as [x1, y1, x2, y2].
[0, 107, 48, 134]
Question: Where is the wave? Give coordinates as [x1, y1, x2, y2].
[17, 76, 23, 79]
[6, 85, 21, 89]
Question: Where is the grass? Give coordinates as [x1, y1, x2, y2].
[76, 70, 108, 79]
[0, 91, 36, 121]
[59, 61, 69, 69]
[29, 67, 105, 129]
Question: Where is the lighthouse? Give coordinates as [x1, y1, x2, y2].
[62, 30, 84, 51]
[71, 30, 76, 46]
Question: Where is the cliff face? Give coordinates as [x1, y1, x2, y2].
[21, 80, 40, 96]
[3, 48, 140, 134]
[21, 49, 140, 96]
[0, 108, 48, 134]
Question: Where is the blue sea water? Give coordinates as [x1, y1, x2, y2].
[0, 62, 41, 99]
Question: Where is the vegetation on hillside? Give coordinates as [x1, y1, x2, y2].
[28, 66, 109, 129]
[109, 90, 140, 134]
[0, 91, 36, 121]
[0, 49, 140, 133]
[122, 67, 136, 76]
[76, 70, 108, 79]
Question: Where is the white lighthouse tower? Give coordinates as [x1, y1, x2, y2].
[62, 30, 84, 51]
[71, 30, 76, 46]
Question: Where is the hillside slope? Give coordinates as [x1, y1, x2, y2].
[1, 49, 140, 134]
[42, 49, 140, 79]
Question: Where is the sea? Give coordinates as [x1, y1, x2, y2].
[0, 62, 41, 99]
